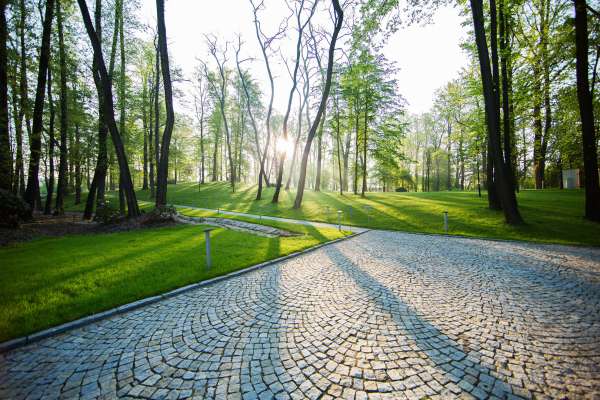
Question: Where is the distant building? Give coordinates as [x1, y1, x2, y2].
[562, 169, 580, 189]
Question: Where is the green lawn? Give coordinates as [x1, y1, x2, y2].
[132, 182, 600, 246]
[0, 221, 348, 342]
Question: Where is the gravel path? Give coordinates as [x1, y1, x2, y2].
[1, 231, 599, 399]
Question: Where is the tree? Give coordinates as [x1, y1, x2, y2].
[54, 0, 69, 215]
[574, 0, 600, 222]
[77, 0, 139, 217]
[293, 0, 343, 208]
[272, 0, 316, 204]
[155, 0, 175, 207]
[0, 0, 9, 192]
[470, 0, 524, 224]
[205, 36, 236, 192]
[24, 0, 55, 210]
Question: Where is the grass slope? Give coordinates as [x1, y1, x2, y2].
[133, 182, 600, 246]
[0, 222, 347, 342]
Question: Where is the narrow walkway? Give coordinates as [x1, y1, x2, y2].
[172, 204, 369, 233]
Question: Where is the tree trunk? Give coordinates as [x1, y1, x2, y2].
[74, 124, 81, 204]
[142, 74, 148, 190]
[24, 0, 54, 210]
[44, 68, 55, 215]
[0, 0, 10, 191]
[293, 0, 343, 208]
[54, 0, 68, 215]
[470, 0, 523, 224]
[361, 97, 368, 197]
[14, 0, 29, 196]
[77, 0, 139, 217]
[574, 0, 600, 222]
[314, 110, 324, 191]
[83, 0, 109, 219]
[153, 39, 160, 197]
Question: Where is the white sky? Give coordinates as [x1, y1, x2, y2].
[137, 0, 469, 115]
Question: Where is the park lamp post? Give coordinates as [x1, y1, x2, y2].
[203, 228, 216, 268]
[337, 210, 343, 231]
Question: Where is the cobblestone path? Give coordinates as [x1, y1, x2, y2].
[1, 231, 599, 399]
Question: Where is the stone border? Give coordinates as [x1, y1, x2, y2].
[0, 230, 367, 354]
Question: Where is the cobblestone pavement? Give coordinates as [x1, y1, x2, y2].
[1, 231, 600, 400]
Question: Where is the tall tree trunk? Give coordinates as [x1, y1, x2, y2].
[361, 97, 368, 197]
[532, 65, 544, 189]
[84, 0, 105, 219]
[44, 68, 55, 215]
[75, 124, 81, 204]
[148, 72, 155, 196]
[142, 74, 148, 190]
[272, 0, 315, 203]
[155, 0, 175, 207]
[293, 0, 343, 208]
[118, 0, 126, 215]
[446, 119, 451, 190]
[14, 0, 28, 196]
[314, 110, 325, 191]
[0, 0, 11, 192]
[153, 38, 160, 197]
[24, 0, 54, 210]
[353, 107, 359, 194]
[574, 0, 600, 222]
[77, 0, 139, 217]
[470, 0, 523, 224]
[499, 0, 514, 190]
[55, 0, 68, 215]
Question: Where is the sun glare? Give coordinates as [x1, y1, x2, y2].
[276, 137, 294, 157]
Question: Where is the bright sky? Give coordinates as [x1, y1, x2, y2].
[138, 0, 469, 115]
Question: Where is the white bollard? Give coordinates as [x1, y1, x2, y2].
[204, 228, 215, 268]
[443, 211, 448, 233]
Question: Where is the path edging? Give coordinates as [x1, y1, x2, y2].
[0, 230, 367, 354]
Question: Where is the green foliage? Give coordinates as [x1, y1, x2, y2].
[0, 189, 32, 228]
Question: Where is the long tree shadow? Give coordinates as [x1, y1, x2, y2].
[321, 243, 518, 397]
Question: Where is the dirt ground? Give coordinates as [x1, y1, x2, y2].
[0, 212, 178, 246]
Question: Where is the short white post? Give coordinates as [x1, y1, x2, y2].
[443, 211, 448, 233]
[204, 228, 215, 268]
[337, 210, 342, 231]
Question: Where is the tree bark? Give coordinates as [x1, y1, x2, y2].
[574, 0, 600, 222]
[54, 0, 68, 215]
[155, 0, 175, 207]
[0, 0, 10, 192]
[77, 0, 139, 217]
[272, 0, 315, 203]
[470, 0, 523, 224]
[44, 68, 55, 215]
[24, 0, 54, 210]
[293, 0, 343, 208]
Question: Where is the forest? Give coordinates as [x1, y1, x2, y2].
[0, 0, 599, 227]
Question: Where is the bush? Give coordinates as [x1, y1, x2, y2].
[395, 187, 408, 192]
[140, 205, 178, 225]
[93, 202, 122, 225]
[0, 189, 32, 228]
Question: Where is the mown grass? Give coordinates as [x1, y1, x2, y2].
[131, 182, 600, 246]
[0, 221, 348, 342]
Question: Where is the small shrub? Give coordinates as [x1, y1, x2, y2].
[93, 202, 122, 224]
[141, 205, 178, 225]
[0, 189, 32, 228]
[395, 187, 408, 192]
